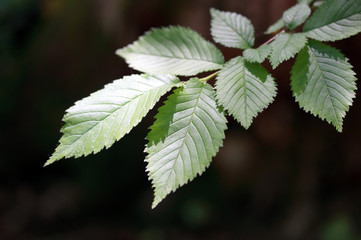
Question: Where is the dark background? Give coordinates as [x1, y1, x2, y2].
[1, 0, 361, 239]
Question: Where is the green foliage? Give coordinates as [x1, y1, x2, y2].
[303, 0, 361, 42]
[215, 57, 277, 129]
[48, 0, 361, 208]
[243, 45, 272, 63]
[265, 18, 285, 35]
[117, 26, 224, 76]
[291, 40, 356, 132]
[269, 33, 307, 69]
[312, 1, 324, 8]
[145, 78, 227, 208]
[298, 0, 313, 4]
[283, 3, 311, 30]
[265, 1, 311, 34]
[46, 74, 180, 166]
[210, 8, 254, 49]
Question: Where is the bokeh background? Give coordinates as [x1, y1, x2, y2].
[1, 0, 361, 239]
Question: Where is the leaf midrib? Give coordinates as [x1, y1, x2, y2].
[309, 13, 361, 31]
[285, 6, 302, 28]
[124, 51, 222, 64]
[164, 84, 205, 187]
[308, 45, 340, 126]
[305, 1, 361, 31]
[272, 34, 291, 66]
[216, 11, 251, 48]
[62, 84, 170, 148]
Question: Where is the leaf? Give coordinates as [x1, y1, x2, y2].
[298, 0, 313, 5]
[46, 74, 180, 166]
[145, 78, 227, 208]
[269, 33, 307, 69]
[116, 26, 224, 76]
[291, 40, 357, 131]
[283, 3, 311, 30]
[265, 18, 285, 34]
[303, 0, 361, 42]
[243, 45, 272, 63]
[312, 1, 324, 8]
[210, 8, 255, 49]
[215, 57, 277, 129]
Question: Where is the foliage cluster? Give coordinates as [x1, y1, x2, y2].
[47, 0, 361, 208]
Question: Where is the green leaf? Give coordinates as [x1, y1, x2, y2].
[215, 57, 277, 129]
[145, 78, 227, 208]
[312, 1, 324, 8]
[210, 8, 254, 49]
[269, 33, 307, 69]
[303, 0, 361, 42]
[243, 45, 272, 63]
[291, 40, 357, 132]
[298, 0, 313, 5]
[265, 18, 285, 34]
[116, 26, 224, 76]
[283, 3, 311, 30]
[46, 74, 180, 166]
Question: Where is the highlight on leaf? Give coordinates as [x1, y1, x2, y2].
[291, 40, 357, 132]
[303, 0, 361, 42]
[117, 26, 224, 76]
[215, 57, 277, 129]
[312, 1, 324, 8]
[298, 0, 313, 4]
[145, 78, 227, 208]
[47, 5, 361, 209]
[282, 3, 311, 30]
[46, 74, 180, 166]
[210, 8, 255, 49]
[243, 45, 272, 63]
[269, 32, 307, 69]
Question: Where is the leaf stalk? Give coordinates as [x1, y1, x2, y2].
[260, 29, 285, 47]
[200, 71, 219, 82]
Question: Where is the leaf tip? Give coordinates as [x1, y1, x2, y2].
[151, 200, 160, 209]
[151, 188, 168, 209]
[115, 48, 123, 57]
[242, 123, 251, 130]
[43, 158, 55, 167]
[334, 122, 343, 133]
[271, 62, 279, 69]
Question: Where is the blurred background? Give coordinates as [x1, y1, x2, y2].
[1, 0, 361, 239]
